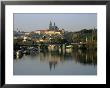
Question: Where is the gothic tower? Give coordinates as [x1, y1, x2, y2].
[49, 21, 52, 30]
[54, 22, 55, 30]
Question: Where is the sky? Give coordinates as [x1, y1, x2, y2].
[14, 13, 97, 32]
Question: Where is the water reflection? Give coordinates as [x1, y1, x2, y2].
[40, 50, 96, 70]
[14, 48, 97, 71]
[72, 50, 97, 65]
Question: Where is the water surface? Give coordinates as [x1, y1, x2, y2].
[13, 49, 97, 75]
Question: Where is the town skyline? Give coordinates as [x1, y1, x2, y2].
[14, 13, 97, 32]
[14, 14, 97, 75]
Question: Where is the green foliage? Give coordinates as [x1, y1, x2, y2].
[64, 29, 97, 50]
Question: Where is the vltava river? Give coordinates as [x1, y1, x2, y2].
[13, 49, 97, 75]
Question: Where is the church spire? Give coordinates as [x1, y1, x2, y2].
[50, 21, 52, 26]
[49, 21, 52, 30]
[54, 22, 55, 26]
[54, 22, 55, 30]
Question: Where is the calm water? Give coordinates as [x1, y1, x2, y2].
[13, 49, 97, 75]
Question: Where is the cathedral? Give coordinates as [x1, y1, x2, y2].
[49, 21, 59, 31]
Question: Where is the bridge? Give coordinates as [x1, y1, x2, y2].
[14, 42, 87, 52]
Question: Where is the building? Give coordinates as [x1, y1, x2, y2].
[33, 21, 64, 36]
[49, 21, 59, 31]
[14, 21, 65, 43]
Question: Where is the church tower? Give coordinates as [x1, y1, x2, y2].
[49, 21, 52, 30]
[54, 22, 55, 30]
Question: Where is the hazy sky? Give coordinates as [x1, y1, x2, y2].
[14, 13, 97, 32]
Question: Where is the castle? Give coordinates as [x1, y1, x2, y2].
[14, 21, 65, 43]
[49, 21, 59, 31]
[34, 21, 64, 35]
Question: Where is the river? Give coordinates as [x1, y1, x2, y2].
[13, 49, 97, 75]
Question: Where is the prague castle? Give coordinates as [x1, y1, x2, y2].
[34, 21, 64, 36]
[49, 21, 59, 31]
[14, 21, 65, 43]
